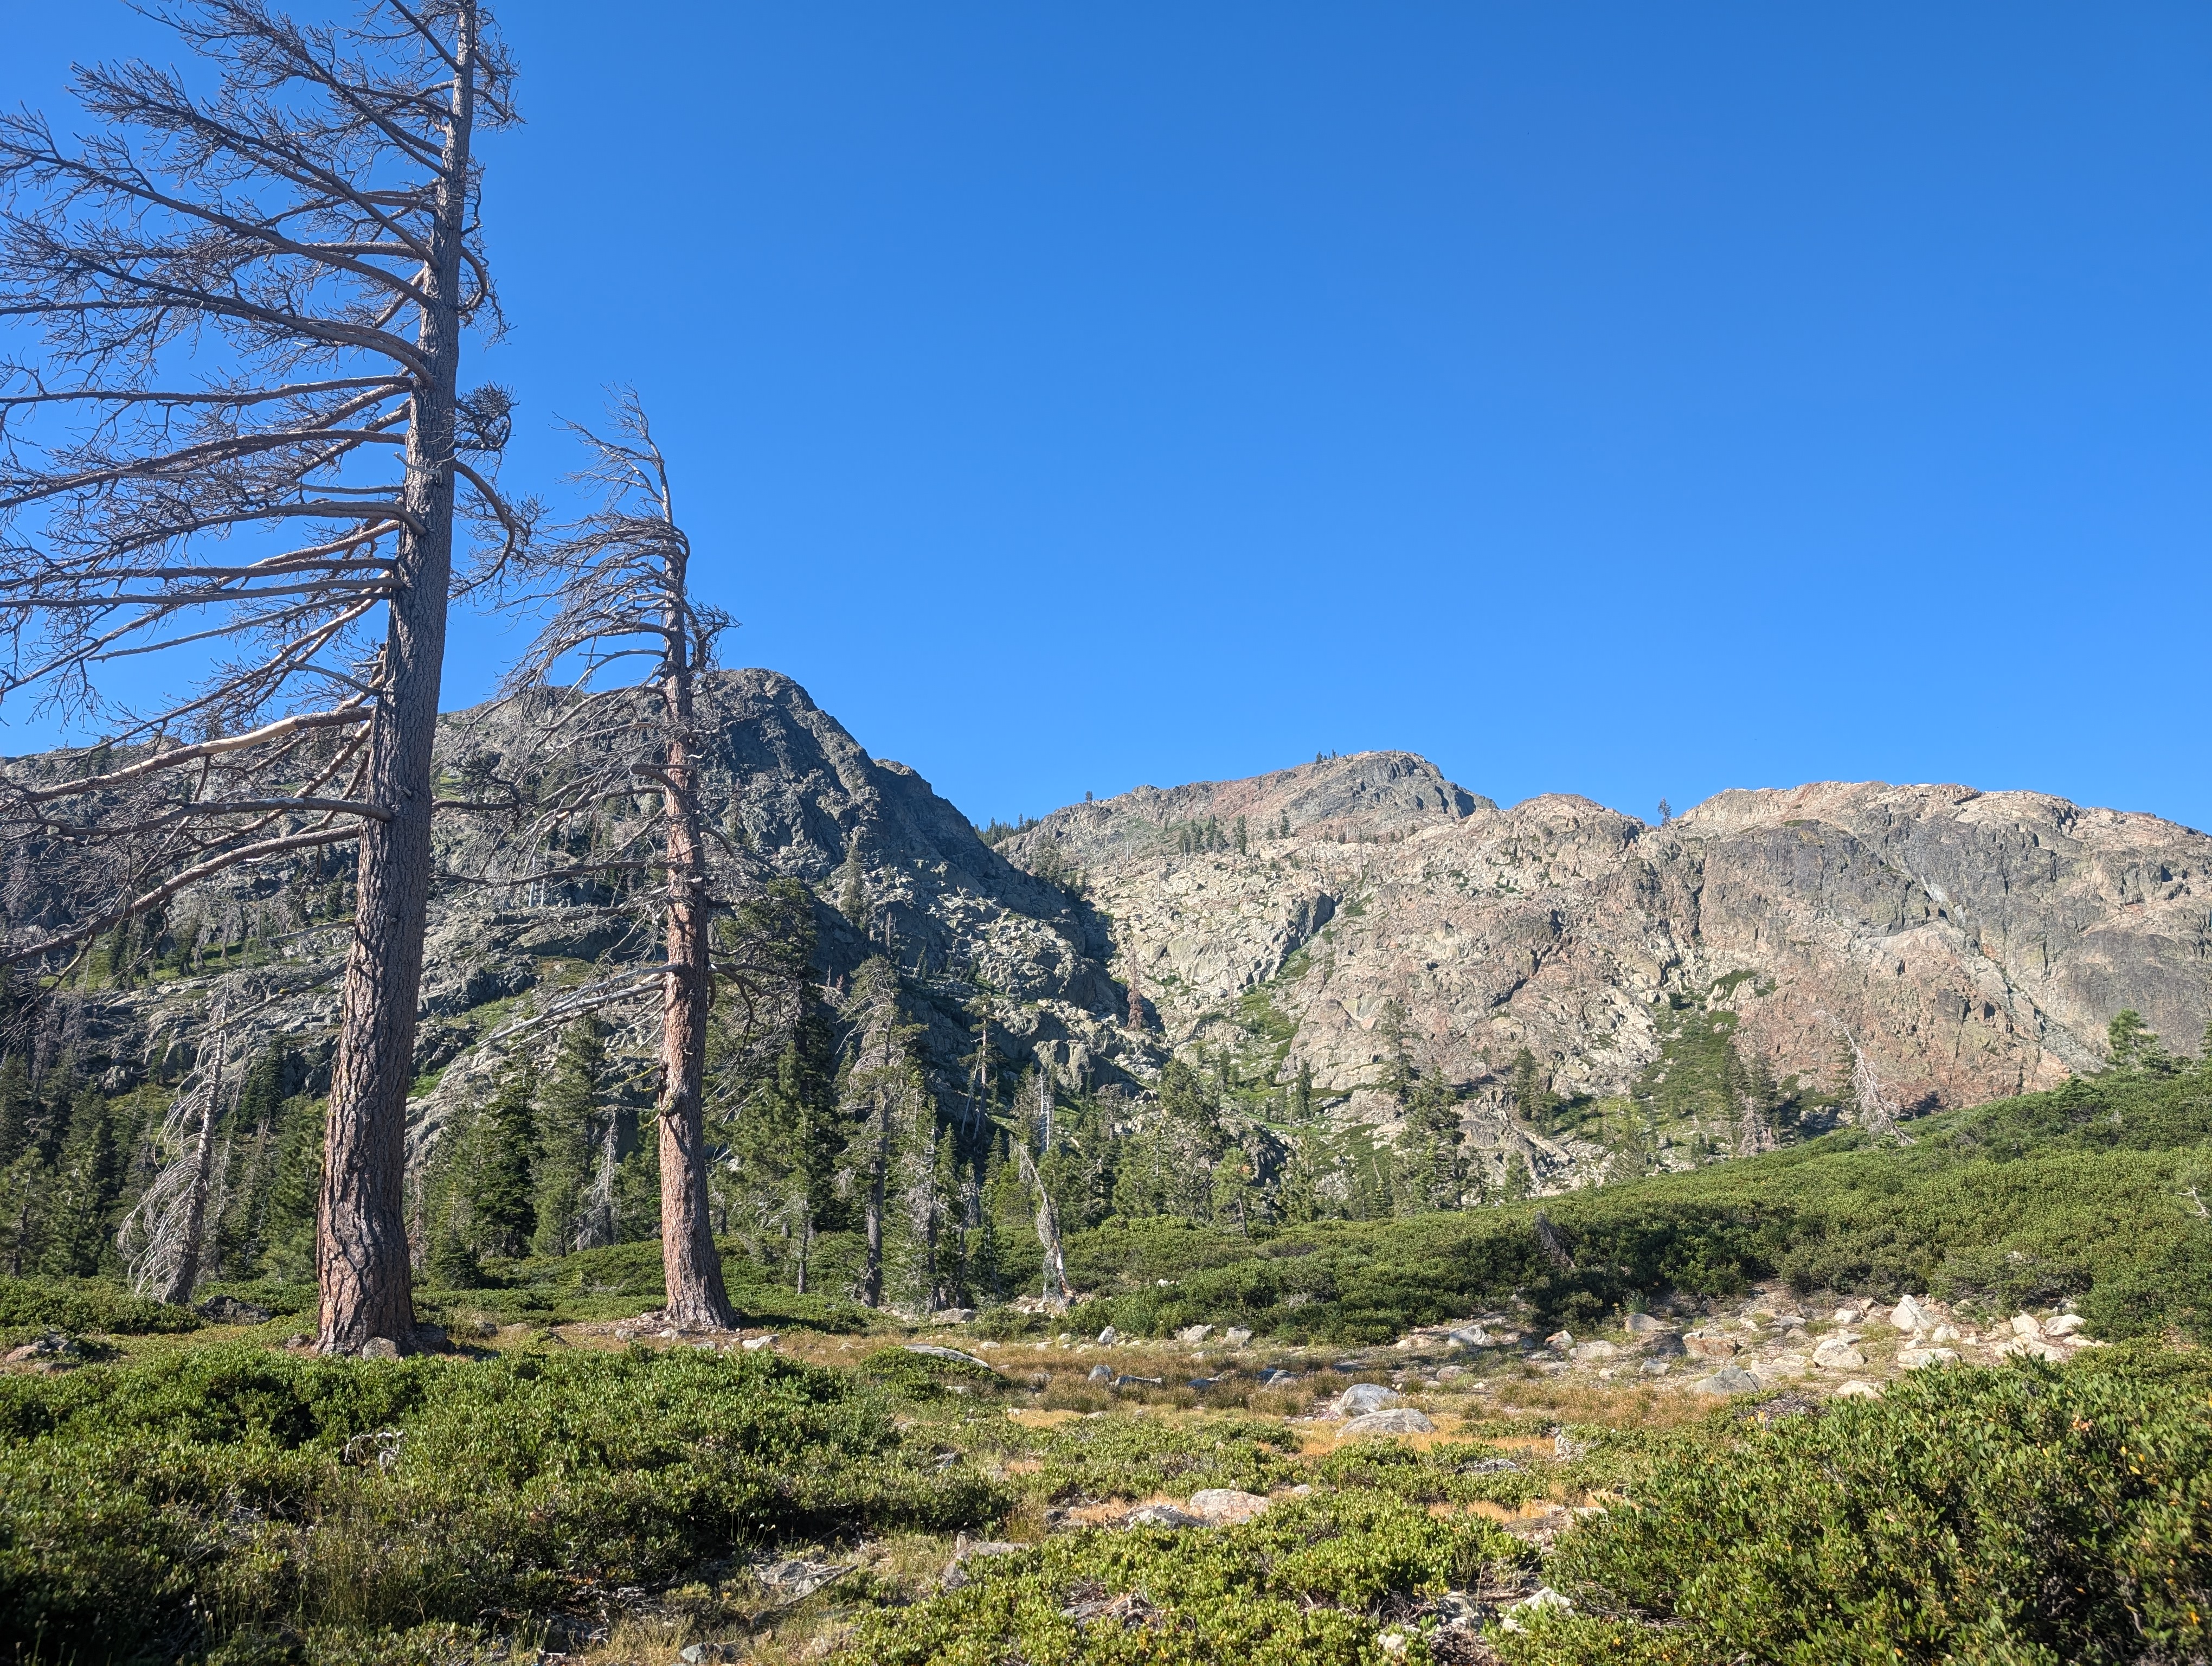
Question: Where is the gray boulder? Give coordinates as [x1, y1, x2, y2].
[1338, 1408, 1437, 1439]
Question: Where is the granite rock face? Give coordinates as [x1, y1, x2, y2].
[1004, 760, 2212, 1182]
[12, 674, 2209, 1198]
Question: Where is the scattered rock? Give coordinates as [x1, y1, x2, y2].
[1113, 1373, 1164, 1388]
[1570, 1341, 1619, 1362]
[1088, 1364, 1113, 1382]
[1258, 1367, 1300, 1385]
[1223, 1327, 1253, 1347]
[1500, 1587, 1573, 1633]
[1689, 1365, 1763, 1396]
[939, 1539, 1021, 1588]
[1623, 1312, 1669, 1335]
[3, 1331, 79, 1366]
[679, 1644, 741, 1664]
[1096, 1325, 1119, 1345]
[1637, 1359, 1673, 1376]
[904, 1343, 1001, 1373]
[1338, 1408, 1437, 1439]
[1930, 1324, 1962, 1344]
[1899, 1347, 1960, 1369]
[1812, 1340, 1867, 1369]
[932, 1308, 978, 1325]
[1186, 1488, 1270, 1524]
[2044, 1313, 2086, 1337]
[1995, 1337, 2067, 1364]
[2009, 1313, 2045, 1339]
[740, 1333, 780, 1351]
[358, 1337, 401, 1361]
[1890, 1296, 1935, 1332]
[1833, 1379, 1881, 1399]
[1338, 1382, 1403, 1417]
[1683, 1332, 1739, 1360]
[1544, 1330, 1574, 1349]
[197, 1295, 275, 1325]
[1175, 1324, 1214, 1345]
[1121, 1503, 1206, 1530]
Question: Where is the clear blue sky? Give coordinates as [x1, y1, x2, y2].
[7, 4, 2210, 831]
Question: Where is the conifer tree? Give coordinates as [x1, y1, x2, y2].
[42, 1088, 117, 1277]
[470, 1064, 538, 1259]
[0, 1056, 28, 1169]
[532, 1020, 607, 1257]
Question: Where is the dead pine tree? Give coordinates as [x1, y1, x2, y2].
[1818, 1010, 1915, 1148]
[118, 1003, 235, 1305]
[1013, 1067, 1070, 1310]
[0, 2, 526, 1354]
[467, 395, 738, 1328]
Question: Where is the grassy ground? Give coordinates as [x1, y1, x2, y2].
[4, 1276, 2207, 1666]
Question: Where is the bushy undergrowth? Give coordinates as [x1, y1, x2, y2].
[0, 1343, 1005, 1663]
[0, 1275, 201, 1336]
[845, 1489, 1536, 1666]
[1068, 1066, 2212, 1342]
[413, 1238, 873, 1330]
[1500, 1350, 2212, 1666]
[1020, 1412, 1305, 1502]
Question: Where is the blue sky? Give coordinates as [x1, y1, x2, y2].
[7, 4, 2210, 831]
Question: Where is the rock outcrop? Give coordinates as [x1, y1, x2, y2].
[9, 670, 2208, 1199]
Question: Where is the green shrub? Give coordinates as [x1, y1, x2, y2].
[1019, 1412, 1303, 1502]
[856, 1344, 1009, 1401]
[0, 1276, 201, 1336]
[1501, 1351, 2212, 1666]
[844, 1490, 1534, 1666]
[0, 1344, 1007, 1662]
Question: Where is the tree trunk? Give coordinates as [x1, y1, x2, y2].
[160, 1045, 224, 1307]
[861, 1091, 888, 1306]
[1013, 1139, 1069, 1310]
[316, 5, 479, 1355]
[654, 598, 736, 1329]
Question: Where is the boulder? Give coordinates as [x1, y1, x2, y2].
[1122, 1503, 1206, 1530]
[2009, 1313, 2044, 1339]
[903, 1343, 1000, 1373]
[1930, 1325, 1961, 1344]
[1689, 1365, 1763, 1396]
[1096, 1325, 1119, 1345]
[358, 1337, 401, 1361]
[740, 1333, 779, 1351]
[1637, 1359, 1673, 1375]
[1224, 1327, 1254, 1347]
[1995, 1337, 2067, 1364]
[1339, 1382, 1404, 1417]
[1088, 1364, 1112, 1382]
[1683, 1332, 1739, 1360]
[1545, 1330, 1574, 1349]
[1499, 1588, 1573, 1634]
[1570, 1341, 1620, 1362]
[1175, 1324, 1214, 1345]
[1812, 1340, 1867, 1370]
[1890, 1296, 1934, 1332]
[1833, 1379, 1881, 1399]
[1448, 1325, 1493, 1348]
[197, 1295, 275, 1325]
[1623, 1313, 1669, 1335]
[1187, 1488, 1271, 1524]
[1338, 1408, 1437, 1439]
[1898, 1347, 1960, 1369]
[2044, 1313, 2086, 1337]
[932, 1308, 978, 1325]
[1833, 1308, 1863, 1324]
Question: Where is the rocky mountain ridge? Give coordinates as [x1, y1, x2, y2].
[7, 669, 2208, 1200]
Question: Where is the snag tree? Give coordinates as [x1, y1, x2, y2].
[0, 1, 524, 1351]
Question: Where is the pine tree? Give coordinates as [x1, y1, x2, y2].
[1234, 815, 1248, 855]
[1510, 1048, 1552, 1124]
[470, 1063, 538, 1259]
[839, 838, 869, 932]
[1278, 811, 1291, 840]
[532, 1018, 607, 1257]
[41, 1089, 119, 1277]
[0, 1055, 28, 1169]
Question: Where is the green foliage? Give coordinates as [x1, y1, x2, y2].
[855, 1344, 1007, 1401]
[1065, 1062, 2212, 1343]
[1504, 1353, 2212, 1666]
[0, 1276, 200, 1335]
[848, 1490, 1533, 1666]
[0, 1344, 1006, 1662]
[1020, 1412, 1303, 1502]
[530, 1017, 610, 1257]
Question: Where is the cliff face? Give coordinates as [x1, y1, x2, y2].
[10, 671, 2208, 1193]
[1005, 763, 2212, 1164]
